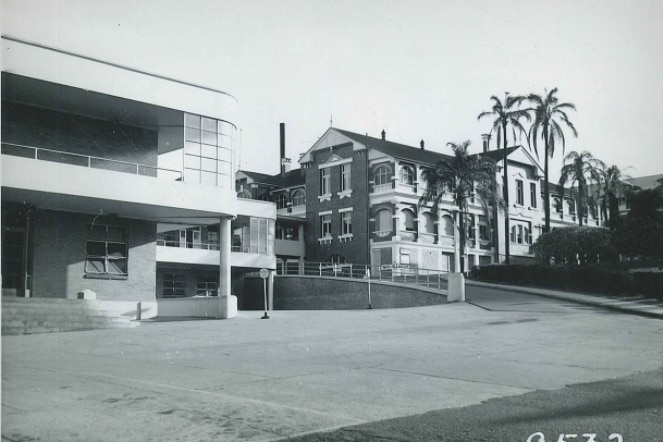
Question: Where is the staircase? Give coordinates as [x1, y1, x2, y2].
[2, 297, 139, 335]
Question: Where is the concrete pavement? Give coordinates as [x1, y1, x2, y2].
[3, 293, 662, 442]
[467, 279, 663, 320]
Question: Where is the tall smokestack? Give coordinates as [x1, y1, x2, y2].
[279, 123, 291, 176]
[481, 133, 491, 153]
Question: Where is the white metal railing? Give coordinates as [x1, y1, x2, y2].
[286, 261, 449, 290]
[2, 142, 183, 181]
[157, 240, 220, 250]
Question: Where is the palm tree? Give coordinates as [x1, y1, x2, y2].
[599, 165, 631, 229]
[526, 88, 578, 233]
[558, 151, 605, 226]
[477, 93, 530, 264]
[419, 141, 500, 273]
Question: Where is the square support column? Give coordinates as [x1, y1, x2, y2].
[219, 217, 237, 319]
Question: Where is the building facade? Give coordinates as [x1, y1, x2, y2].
[1, 36, 275, 318]
[238, 127, 608, 274]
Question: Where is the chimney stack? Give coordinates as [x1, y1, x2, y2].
[279, 123, 291, 175]
[481, 133, 491, 153]
[381, 129, 386, 141]
[420, 139, 425, 150]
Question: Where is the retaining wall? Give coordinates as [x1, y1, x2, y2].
[243, 275, 447, 310]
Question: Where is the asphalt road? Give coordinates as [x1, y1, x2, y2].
[3, 285, 662, 442]
[284, 367, 663, 442]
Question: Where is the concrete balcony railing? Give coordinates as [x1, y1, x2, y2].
[2, 142, 238, 219]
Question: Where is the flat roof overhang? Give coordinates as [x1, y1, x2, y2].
[2, 155, 237, 224]
[1, 36, 237, 125]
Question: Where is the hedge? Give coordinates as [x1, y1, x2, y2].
[472, 264, 662, 300]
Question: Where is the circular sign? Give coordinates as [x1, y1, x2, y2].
[259, 268, 269, 279]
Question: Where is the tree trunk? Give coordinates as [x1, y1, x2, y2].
[543, 126, 551, 234]
[503, 121, 510, 264]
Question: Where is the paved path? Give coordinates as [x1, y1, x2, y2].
[467, 279, 663, 319]
[3, 292, 662, 441]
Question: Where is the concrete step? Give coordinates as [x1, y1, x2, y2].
[2, 298, 140, 335]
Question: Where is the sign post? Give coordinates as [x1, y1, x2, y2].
[365, 268, 372, 309]
[259, 268, 270, 319]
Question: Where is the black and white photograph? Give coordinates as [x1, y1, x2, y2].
[1, 1, 662, 441]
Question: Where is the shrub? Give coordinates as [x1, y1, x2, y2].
[531, 227, 617, 265]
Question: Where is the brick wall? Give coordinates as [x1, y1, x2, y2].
[244, 275, 446, 310]
[32, 209, 156, 301]
[2, 102, 158, 167]
[304, 144, 370, 264]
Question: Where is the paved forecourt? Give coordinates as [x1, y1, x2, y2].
[2, 295, 662, 442]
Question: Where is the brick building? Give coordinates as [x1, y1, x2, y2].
[239, 126, 607, 273]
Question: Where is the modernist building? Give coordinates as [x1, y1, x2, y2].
[1, 36, 275, 318]
[238, 126, 605, 273]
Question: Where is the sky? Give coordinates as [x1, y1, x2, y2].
[2, 0, 662, 181]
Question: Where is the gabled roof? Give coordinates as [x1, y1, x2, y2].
[237, 169, 305, 189]
[477, 146, 518, 162]
[333, 128, 454, 165]
[625, 173, 663, 190]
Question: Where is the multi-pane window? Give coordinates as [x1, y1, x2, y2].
[184, 113, 235, 188]
[341, 164, 351, 192]
[341, 212, 352, 235]
[516, 180, 524, 205]
[510, 222, 532, 244]
[275, 193, 288, 209]
[197, 275, 218, 297]
[373, 165, 392, 188]
[321, 215, 332, 237]
[399, 166, 415, 185]
[320, 168, 330, 195]
[232, 217, 274, 255]
[292, 189, 306, 206]
[468, 214, 476, 240]
[163, 273, 185, 297]
[530, 183, 537, 208]
[85, 224, 128, 276]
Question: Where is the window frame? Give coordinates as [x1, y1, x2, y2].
[340, 164, 352, 192]
[321, 214, 332, 238]
[399, 165, 415, 186]
[373, 164, 392, 187]
[530, 182, 537, 208]
[341, 212, 352, 235]
[516, 179, 524, 205]
[320, 168, 331, 195]
[85, 224, 128, 278]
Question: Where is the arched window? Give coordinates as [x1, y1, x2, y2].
[373, 164, 392, 187]
[274, 193, 288, 209]
[421, 212, 435, 234]
[402, 209, 415, 231]
[566, 199, 575, 214]
[375, 209, 392, 235]
[553, 197, 562, 213]
[399, 165, 415, 185]
[291, 189, 306, 206]
[441, 215, 454, 236]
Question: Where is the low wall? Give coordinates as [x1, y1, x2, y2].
[244, 276, 447, 310]
[156, 295, 237, 318]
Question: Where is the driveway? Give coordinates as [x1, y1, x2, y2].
[3, 293, 662, 441]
